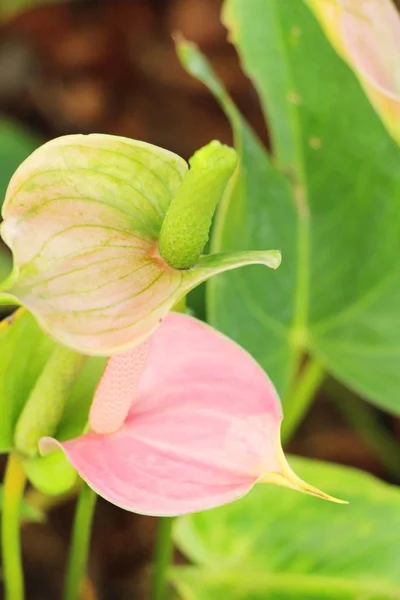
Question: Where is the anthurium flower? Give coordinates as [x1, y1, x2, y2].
[0, 134, 280, 355]
[40, 313, 343, 516]
[306, 0, 400, 145]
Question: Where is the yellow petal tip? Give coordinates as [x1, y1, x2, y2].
[294, 478, 348, 505]
[261, 442, 348, 505]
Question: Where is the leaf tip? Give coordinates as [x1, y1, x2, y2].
[270, 250, 282, 270]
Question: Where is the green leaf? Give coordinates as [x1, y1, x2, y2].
[0, 120, 38, 287]
[0, 120, 39, 206]
[0, 309, 55, 451]
[172, 458, 400, 600]
[178, 0, 400, 415]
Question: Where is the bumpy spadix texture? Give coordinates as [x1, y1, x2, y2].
[307, 0, 400, 144]
[40, 313, 343, 516]
[0, 134, 281, 355]
[159, 141, 238, 269]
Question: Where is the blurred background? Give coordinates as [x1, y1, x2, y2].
[0, 1, 399, 599]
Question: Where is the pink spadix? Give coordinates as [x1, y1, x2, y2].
[40, 314, 344, 516]
[89, 340, 150, 434]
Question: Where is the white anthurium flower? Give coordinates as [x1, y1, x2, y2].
[0, 134, 281, 355]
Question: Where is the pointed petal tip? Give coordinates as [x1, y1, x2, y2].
[261, 470, 348, 504]
[261, 443, 348, 505]
[39, 436, 60, 456]
[291, 477, 348, 505]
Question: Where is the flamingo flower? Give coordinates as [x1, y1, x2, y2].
[307, 0, 400, 144]
[0, 134, 280, 355]
[40, 313, 342, 516]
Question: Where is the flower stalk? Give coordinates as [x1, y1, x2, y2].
[152, 517, 175, 600]
[2, 454, 27, 600]
[63, 482, 97, 600]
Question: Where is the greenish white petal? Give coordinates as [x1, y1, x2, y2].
[0, 134, 281, 355]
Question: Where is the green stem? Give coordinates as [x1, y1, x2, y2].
[14, 346, 87, 457]
[152, 517, 174, 600]
[326, 380, 400, 480]
[159, 140, 237, 269]
[2, 454, 27, 600]
[63, 482, 97, 600]
[281, 358, 325, 444]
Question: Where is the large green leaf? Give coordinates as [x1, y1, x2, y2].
[172, 458, 400, 600]
[0, 120, 39, 207]
[0, 120, 38, 285]
[178, 0, 400, 415]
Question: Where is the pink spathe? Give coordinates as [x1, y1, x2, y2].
[40, 314, 343, 516]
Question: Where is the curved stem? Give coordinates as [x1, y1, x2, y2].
[2, 454, 26, 600]
[152, 517, 174, 600]
[63, 482, 97, 600]
[281, 358, 325, 444]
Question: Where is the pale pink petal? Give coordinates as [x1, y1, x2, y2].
[340, 0, 400, 100]
[41, 314, 283, 515]
[0, 134, 187, 354]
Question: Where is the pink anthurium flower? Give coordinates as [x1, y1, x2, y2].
[0, 134, 280, 355]
[306, 0, 400, 144]
[40, 313, 343, 516]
